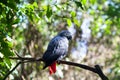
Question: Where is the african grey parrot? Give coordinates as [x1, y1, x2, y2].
[42, 30, 72, 74]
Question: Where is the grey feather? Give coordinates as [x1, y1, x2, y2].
[42, 30, 72, 69]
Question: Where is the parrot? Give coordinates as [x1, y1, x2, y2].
[42, 30, 72, 75]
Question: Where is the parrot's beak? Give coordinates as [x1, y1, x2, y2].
[68, 36, 72, 40]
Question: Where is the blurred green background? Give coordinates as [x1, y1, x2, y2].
[0, 0, 120, 80]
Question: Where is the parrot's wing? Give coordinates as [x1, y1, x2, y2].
[42, 36, 68, 66]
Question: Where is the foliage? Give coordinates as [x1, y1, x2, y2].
[0, 0, 120, 80]
[0, 0, 21, 79]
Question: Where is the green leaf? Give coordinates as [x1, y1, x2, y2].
[90, 0, 96, 4]
[74, 1, 84, 10]
[1, 48, 12, 57]
[81, 0, 86, 5]
[7, 41, 13, 48]
[33, 2, 38, 8]
[1, 41, 14, 57]
[46, 5, 52, 18]
[3, 57, 11, 69]
[73, 18, 80, 27]
[13, 18, 20, 24]
[1, 41, 8, 49]
[104, 26, 111, 35]
[70, 11, 76, 17]
[67, 19, 72, 27]
[39, 11, 43, 18]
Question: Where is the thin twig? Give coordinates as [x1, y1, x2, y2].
[14, 51, 23, 59]
[9, 57, 42, 61]
[3, 61, 22, 80]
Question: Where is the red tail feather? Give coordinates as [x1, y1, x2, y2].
[49, 61, 56, 75]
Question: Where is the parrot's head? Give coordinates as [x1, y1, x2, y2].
[58, 30, 72, 40]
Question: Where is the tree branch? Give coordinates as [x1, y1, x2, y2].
[95, 65, 109, 80]
[4, 57, 108, 80]
[9, 56, 42, 61]
[59, 60, 109, 80]
[3, 61, 21, 80]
